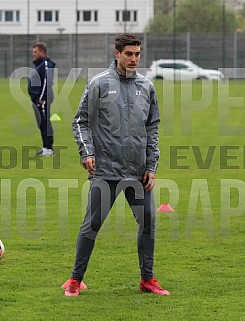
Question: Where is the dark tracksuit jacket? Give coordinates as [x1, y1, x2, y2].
[28, 56, 55, 104]
[28, 56, 56, 149]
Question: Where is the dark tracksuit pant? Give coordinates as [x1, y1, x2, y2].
[32, 101, 54, 149]
[72, 179, 156, 282]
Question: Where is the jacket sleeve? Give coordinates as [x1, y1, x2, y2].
[41, 60, 55, 102]
[28, 69, 45, 103]
[72, 82, 97, 159]
[145, 84, 160, 174]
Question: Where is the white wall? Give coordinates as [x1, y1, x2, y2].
[0, 0, 154, 34]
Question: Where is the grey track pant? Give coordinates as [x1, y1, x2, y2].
[72, 179, 156, 282]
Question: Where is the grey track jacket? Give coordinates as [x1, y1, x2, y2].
[72, 60, 160, 180]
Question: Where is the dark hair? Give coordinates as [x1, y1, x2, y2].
[115, 33, 142, 52]
[33, 42, 47, 54]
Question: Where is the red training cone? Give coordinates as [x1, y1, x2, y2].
[157, 203, 174, 213]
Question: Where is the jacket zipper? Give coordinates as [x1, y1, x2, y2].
[126, 79, 131, 176]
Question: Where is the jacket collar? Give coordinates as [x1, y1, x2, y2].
[33, 56, 47, 66]
[110, 60, 137, 79]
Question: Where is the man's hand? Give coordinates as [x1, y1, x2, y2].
[82, 157, 96, 174]
[38, 99, 45, 105]
[143, 172, 156, 192]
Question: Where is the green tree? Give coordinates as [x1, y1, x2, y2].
[145, 13, 172, 33]
[145, 0, 238, 33]
[154, 0, 173, 15]
[145, 0, 174, 33]
[236, 3, 245, 31]
[176, 0, 238, 32]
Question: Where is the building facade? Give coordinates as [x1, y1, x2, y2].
[226, 0, 245, 11]
[0, 0, 154, 34]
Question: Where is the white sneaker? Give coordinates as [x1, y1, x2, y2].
[36, 148, 44, 156]
[39, 148, 54, 157]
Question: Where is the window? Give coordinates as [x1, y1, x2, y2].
[133, 11, 137, 22]
[44, 11, 52, 22]
[83, 11, 91, 22]
[176, 64, 189, 69]
[16, 11, 20, 22]
[37, 10, 59, 22]
[5, 11, 13, 22]
[115, 10, 138, 23]
[77, 11, 80, 22]
[122, 10, 130, 22]
[159, 63, 189, 69]
[0, 10, 20, 22]
[77, 10, 98, 22]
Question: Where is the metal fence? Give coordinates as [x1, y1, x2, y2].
[1, 32, 245, 79]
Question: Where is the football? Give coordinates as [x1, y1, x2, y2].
[0, 240, 5, 260]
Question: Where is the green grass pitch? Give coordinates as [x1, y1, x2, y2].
[0, 78, 245, 321]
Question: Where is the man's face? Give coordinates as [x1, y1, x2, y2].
[115, 45, 141, 76]
[32, 47, 45, 60]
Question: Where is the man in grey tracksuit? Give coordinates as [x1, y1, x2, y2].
[62, 34, 170, 296]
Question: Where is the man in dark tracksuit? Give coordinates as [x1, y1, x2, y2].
[28, 42, 55, 156]
[62, 34, 170, 296]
